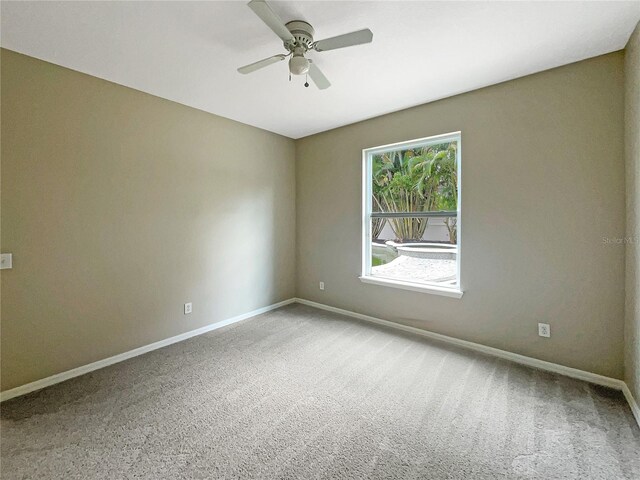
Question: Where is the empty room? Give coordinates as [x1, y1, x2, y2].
[1, 1, 640, 478]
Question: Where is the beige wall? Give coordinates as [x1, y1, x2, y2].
[1, 46, 632, 392]
[0, 49, 296, 391]
[625, 22, 640, 401]
[296, 52, 626, 379]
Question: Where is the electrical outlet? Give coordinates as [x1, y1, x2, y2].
[184, 302, 192, 315]
[319, 281, 325, 291]
[0, 253, 12, 270]
[538, 323, 550, 338]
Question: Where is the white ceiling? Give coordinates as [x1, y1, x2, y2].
[2, 1, 639, 139]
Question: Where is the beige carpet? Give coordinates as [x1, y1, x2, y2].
[2, 304, 639, 479]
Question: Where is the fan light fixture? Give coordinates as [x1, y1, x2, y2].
[289, 55, 310, 75]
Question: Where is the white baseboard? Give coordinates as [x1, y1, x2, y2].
[294, 298, 636, 397]
[0, 298, 296, 402]
[621, 383, 640, 427]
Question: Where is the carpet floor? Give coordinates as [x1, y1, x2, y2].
[2, 304, 639, 479]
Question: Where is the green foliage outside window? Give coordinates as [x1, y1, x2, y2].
[372, 141, 458, 243]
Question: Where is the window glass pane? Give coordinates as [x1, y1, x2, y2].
[372, 141, 458, 214]
[370, 216, 457, 286]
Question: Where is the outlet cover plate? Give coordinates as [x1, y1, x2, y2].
[0, 253, 12, 269]
[538, 323, 550, 338]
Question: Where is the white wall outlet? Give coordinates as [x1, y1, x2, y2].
[319, 281, 325, 291]
[0, 253, 13, 270]
[538, 323, 550, 338]
[184, 302, 193, 315]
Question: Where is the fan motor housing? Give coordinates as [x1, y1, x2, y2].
[285, 20, 315, 50]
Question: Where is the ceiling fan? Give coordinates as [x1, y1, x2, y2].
[238, 0, 373, 89]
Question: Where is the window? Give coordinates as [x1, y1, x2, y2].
[361, 132, 462, 298]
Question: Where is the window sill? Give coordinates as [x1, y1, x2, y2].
[359, 276, 464, 298]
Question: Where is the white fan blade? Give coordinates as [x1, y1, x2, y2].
[308, 61, 331, 90]
[313, 29, 373, 52]
[238, 54, 286, 74]
[248, 0, 294, 43]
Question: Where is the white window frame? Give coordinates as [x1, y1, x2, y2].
[360, 132, 463, 298]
